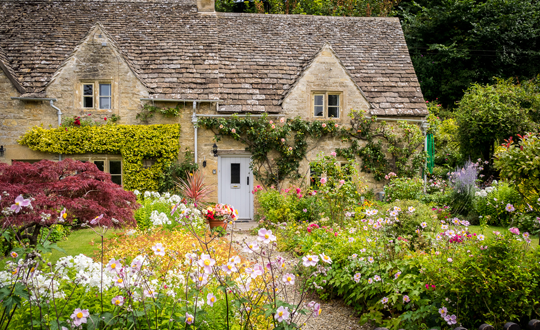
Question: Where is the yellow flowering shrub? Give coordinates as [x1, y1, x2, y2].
[100, 228, 235, 269]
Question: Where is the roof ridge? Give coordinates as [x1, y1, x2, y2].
[0, 45, 25, 94]
[215, 12, 399, 21]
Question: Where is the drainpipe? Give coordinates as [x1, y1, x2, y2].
[49, 100, 63, 161]
[192, 101, 198, 163]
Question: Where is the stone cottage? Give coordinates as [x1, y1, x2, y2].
[0, 0, 428, 219]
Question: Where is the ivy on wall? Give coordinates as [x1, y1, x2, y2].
[18, 124, 181, 191]
[198, 115, 340, 189]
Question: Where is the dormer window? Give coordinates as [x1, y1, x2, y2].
[81, 82, 112, 110]
[313, 92, 341, 118]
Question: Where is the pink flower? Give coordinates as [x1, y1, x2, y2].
[331, 151, 337, 157]
[281, 138, 285, 142]
[322, 123, 327, 128]
[144, 289, 158, 298]
[269, 120, 274, 124]
[231, 128, 236, 133]
[302, 254, 319, 267]
[10, 251, 17, 258]
[403, 295, 410, 303]
[257, 228, 276, 244]
[320, 177, 327, 184]
[10, 195, 31, 213]
[195, 273, 209, 286]
[509, 227, 520, 235]
[250, 264, 265, 278]
[353, 273, 361, 283]
[296, 188, 301, 194]
[339, 179, 345, 185]
[185, 312, 195, 324]
[222, 262, 237, 274]
[320, 253, 332, 264]
[275, 306, 290, 322]
[70, 308, 89, 326]
[152, 243, 166, 256]
[90, 214, 103, 225]
[107, 258, 122, 272]
[111, 295, 124, 306]
[335, 123, 338, 128]
[288, 147, 293, 151]
[282, 273, 295, 285]
[59, 208, 67, 222]
[271, 125, 276, 129]
[505, 204, 515, 212]
[280, 117, 285, 123]
[207, 293, 217, 307]
[198, 254, 216, 274]
[243, 242, 259, 253]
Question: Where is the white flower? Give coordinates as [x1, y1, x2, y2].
[302, 255, 319, 267]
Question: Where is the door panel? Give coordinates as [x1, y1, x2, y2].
[220, 157, 252, 220]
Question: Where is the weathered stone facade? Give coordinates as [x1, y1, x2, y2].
[0, 0, 428, 216]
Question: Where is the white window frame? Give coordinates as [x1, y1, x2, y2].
[70, 156, 122, 186]
[312, 92, 341, 119]
[98, 83, 112, 110]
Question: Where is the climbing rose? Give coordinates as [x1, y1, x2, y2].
[280, 117, 285, 123]
[331, 151, 337, 157]
[320, 177, 327, 184]
[231, 128, 236, 133]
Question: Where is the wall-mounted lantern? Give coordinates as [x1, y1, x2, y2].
[212, 143, 218, 157]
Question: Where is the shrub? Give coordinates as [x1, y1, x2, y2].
[495, 132, 540, 214]
[474, 181, 521, 226]
[255, 187, 300, 224]
[447, 160, 482, 216]
[158, 148, 199, 193]
[384, 175, 424, 202]
[378, 200, 439, 243]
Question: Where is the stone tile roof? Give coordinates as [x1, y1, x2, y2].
[0, 0, 428, 116]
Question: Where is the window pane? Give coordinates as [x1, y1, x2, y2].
[231, 163, 240, 184]
[328, 95, 339, 106]
[100, 97, 111, 109]
[111, 175, 122, 185]
[99, 84, 111, 96]
[94, 161, 105, 172]
[314, 106, 324, 117]
[328, 107, 339, 118]
[109, 161, 122, 175]
[83, 96, 93, 108]
[314, 94, 324, 106]
[83, 84, 93, 96]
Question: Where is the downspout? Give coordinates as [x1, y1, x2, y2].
[49, 100, 63, 161]
[192, 101, 198, 163]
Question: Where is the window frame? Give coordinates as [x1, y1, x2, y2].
[82, 83, 95, 109]
[80, 81, 113, 110]
[68, 156, 122, 186]
[311, 91, 342, 119]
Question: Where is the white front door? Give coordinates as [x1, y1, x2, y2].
[219, 156, 253, 220]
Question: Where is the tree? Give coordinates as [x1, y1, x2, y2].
[401, 0, 540, 107]
[0, 159, 137, 247]
[455, 78, 540, 168]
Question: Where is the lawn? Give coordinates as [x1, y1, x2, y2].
[46, 228, 121, 264]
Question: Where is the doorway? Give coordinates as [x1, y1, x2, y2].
[218, 155, 253, 220]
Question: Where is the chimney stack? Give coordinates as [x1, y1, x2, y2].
[197, 0, 215, 12]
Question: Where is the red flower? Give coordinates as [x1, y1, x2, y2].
[104, 117, 107, 121]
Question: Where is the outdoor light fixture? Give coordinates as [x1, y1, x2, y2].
[202, 156, 207, 168]
[212, 143, 218, 157]
[0, 146, 4, 157]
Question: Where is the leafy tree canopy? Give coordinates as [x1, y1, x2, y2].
[401, 0, 540, 107]
[455, 78, 540, 166]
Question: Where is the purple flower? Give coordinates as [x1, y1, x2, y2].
[10, 195, 31, 213]
[302, 255, 319, 267]
[403, 295, 410, 303]
[90, 214, 104, 225]
[207, 293, 216, 307]
[509, 227, 520, 235]
[257, 228, 276, 244]
[505, 204, 515, 212]
[107, 258, 122, 272]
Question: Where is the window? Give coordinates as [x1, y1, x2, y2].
[313, 92, 341, 118]
[90, 159, 122, 186]
[83, 84, 94, 108]
[99, 83, 111, 109]
[81, 82, 112, 110]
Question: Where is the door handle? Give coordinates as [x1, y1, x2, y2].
[247, 176, 249, 185]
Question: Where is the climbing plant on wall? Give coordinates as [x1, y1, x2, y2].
[18, 124, 181, 191]
[200, 112, 426, 186]
[336, 110, 426, 180]
[198, 115, 340, 189]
